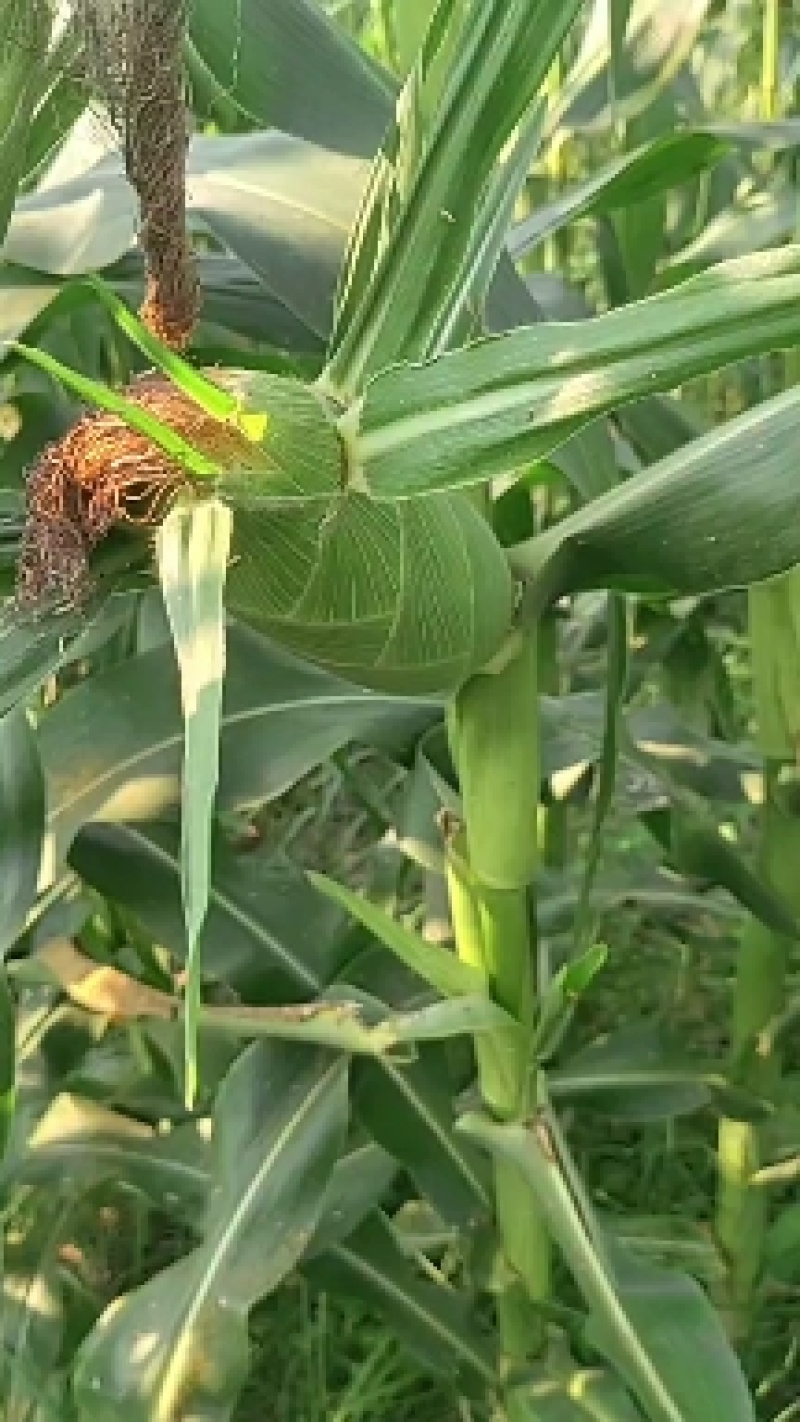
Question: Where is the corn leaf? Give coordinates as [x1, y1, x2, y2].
[355, 247, 800, 498]
[73, 1042, 348, 1422]
[327, 0, 583, 392]
[510, 384, 800, 609]
[461, 1112, 755, 1422]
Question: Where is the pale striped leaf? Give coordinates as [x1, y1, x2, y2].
[156, 498, 232, 1106]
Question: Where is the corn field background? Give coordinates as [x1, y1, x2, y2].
[3, 1, 800, 1420]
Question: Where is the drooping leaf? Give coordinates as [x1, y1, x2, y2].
[510, 384, 800, 610]
[199, 986, 509, 1056]
[156, 499, 232, 1105]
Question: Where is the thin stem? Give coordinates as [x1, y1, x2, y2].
[715, 0, 793, 1338]
[717, 581, 800, 1334]
[761, 0, 781, 122]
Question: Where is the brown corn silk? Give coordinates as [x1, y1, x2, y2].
[15, 376, 253, 611]
[16, 0, 205, 611]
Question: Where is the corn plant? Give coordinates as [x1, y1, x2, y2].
[3, 1, 800, 1419]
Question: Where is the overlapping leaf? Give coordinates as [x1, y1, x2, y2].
[510, 384, 800, 610]
[1, 132, 367, 348]
[461, 1113, 755, 1422]
[308, 1209, 495, 1387]
[327, 0, 582, 391]
[355, 246, 800, 497]
[70, 825, 348, 1002]
[73, 1041, 348, 1422]
[187, 0, 392, 156]
[37, 622, 439, 869]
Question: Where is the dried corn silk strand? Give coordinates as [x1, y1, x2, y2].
[14, 3, 203, 611]
[14, 376, 254, 611]
[77, 0, 200, 346]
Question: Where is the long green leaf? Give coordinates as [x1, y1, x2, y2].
[354, 247, 800, 497]
[510, 384, 800, 610]
[509, 132, 726, 261]
[186, 0, 392, 156]
[309, 871, 482, 998]
[0, 583, 143, 720]
[156, 499, 233, 1106]
[306, 1142, 396, 1258]
[73, 1041, 348, 1422]
[0, 0, 52, 242]
[460, 1112, 755, 1422]
[0, 972, 13, 1165]
[3, 1094, 209, 1214]
[1, 1192, 81, 1421]
[550, 1022, 715, 1121]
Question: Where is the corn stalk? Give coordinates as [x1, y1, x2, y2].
[715, 0, 795, 1338]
